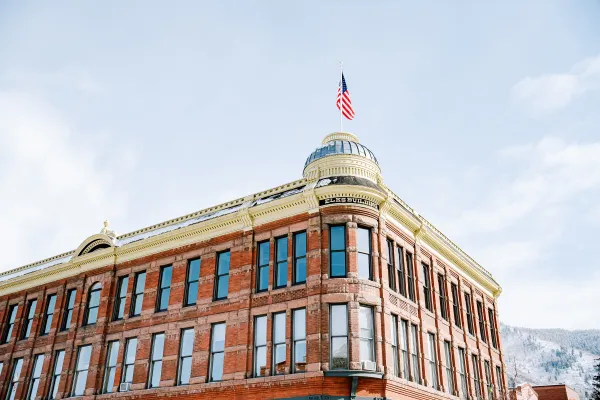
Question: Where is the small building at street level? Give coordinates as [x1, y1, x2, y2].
[0, 132, 507, 399]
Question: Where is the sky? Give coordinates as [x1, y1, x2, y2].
[1, 1, 599, 330]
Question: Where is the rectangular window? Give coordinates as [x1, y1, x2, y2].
[410, 324, 420, 384]
[293, 231, 307, 284]
[488, 308, 498, 349]
[275, 236, 288, 288]
[472, 354, 482, 400]
[359, 306, 375, 363]
[121, 337, 138, 385]
[48, 350, 65, 400]
[254, 315, 267, 377]
[84, 284, 101, 325]
[444, 341, 454, 395]
[214, 251, 230, 300]
[257, 241, 270, 292]
[329, 225, 346, 277]
[130, 271, 146, 317]
[2, 304, 18, 343]
[292, 308, 307, 373]
[400, 319, 410, 380]
[41, 294, 57, 335]
[458, 348, 468, 400]
[357, 227, 372, 280]
[437, 274, 448, 321]
[406, 252, 416, 301]
[209, 322, 226, 381]
[422, 263, 433, 312]
[273, 312, 286, 374]
[61, 289, 76, 331]
[451, 283, 462, 329]
[72, 345, 92, 396]
[390, 315, 399, 377]
[428, 333, 438, 390]
[21, 299, 37, 340]
[6, 358, 23, 400]
[102, 341, 120, 393]
[387, 240, 396, 291]
[484, 360, 493, 400]
[27, 354, 44, 400]
[477, 301, 487, 343]
[184, 258, 201, 306]
[397, 247, 407, 297]
[148, 333, 165, 388]
[330, 304, 348, 369]
[496, 365, 504, 397]
[178, 328, 194, 385]
[113, 276, 129, 320]
[156, 265, 172, 312]
[465, 292, 475, 336]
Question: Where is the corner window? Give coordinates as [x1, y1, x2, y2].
[214, 251, 230, 300]
[60, 289, 76, 331]
[148, 333, 165, 388]
[113, 276, 129, 321]
[121, 337, 137, 386]
[156, 265, 172, 312]
[292, 308, 306, 373]
[84, 282, 101, 325]
[359, 306, 375, 363]
[20, 299, 37, 339]
[27, 354, 44, 400]
[177, 328, 195, 385]
[48, 350, 65, 400]
[184, 258, 201, 306]
[72, 345, 92, 396]
[422, 263, 433, 312]
[330, 304, 348, 369]
[2, 304, 18, 343]
[209, 322, 226, 381]
[130, 271, 146, 317]
[386, 240, 396, 291]
[293, 231, 307, 284]
[6, 358, 23, 400]
[102, 341, 119, 393]
[357, 227, 372, 280]
[406, 252, 416, 302]
[41, 294, 57, 335]
[273, 312, 286, 374]
[329, 225, 346, 277]
[451, 283, 462, 329]
[254, 315, 267, 377]
[275, 236, 288, 288]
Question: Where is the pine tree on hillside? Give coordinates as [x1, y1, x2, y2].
[591, 358, 600, 400]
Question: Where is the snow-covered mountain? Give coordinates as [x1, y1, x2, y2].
[501, 323, 600, 399]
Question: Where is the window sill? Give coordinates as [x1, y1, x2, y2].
[324, 370, 383, 379]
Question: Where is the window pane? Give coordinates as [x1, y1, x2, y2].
[186, 281, 198, 305]
[259, 242, 270, 266]
[330, 252, 346, 277]
[153, 334, 165, 360]
[357, 228, 370, 253]
[276, 261, 287, 287]
[211, 353, 224, 381]
[217, 275, 229, 299]
[150, 361, 162, 387]
[274, 344, 286, 365]
[330, 226, 345, 250]
[126, 339, 138, 364]
[179, 357, 192, 385]
[181, 329, 194, 356]
[89, 289, 100, 308]
[274, 313, 286, 343]
[74, 371, 88, 396]
[360, 340, 374, 362]
[331, 337, 348, 369]
[295, 257, 306, 283]
[358, 253, 370, 279]
[108, 342, 119, 366]
[87, 307, 98, 325]
[293, 309, 306, 340]
[258, 266, 269, 290]
[331, 305, 348, 336]
[136, 273, 146, 292]
[277, 237, 288, 261]
[188, 259, 200, 282]
[255, 316, 267, 346]
[294, 341, 306, 364]
[161, 266, 172, 288]
[133, 294, 143, 315]
[159, 288, 170, 310]
[218, 251, 230, 274]
[255, 346, 267, 376]
[295, 232, 306, 257]
[212, 323, 226, 352]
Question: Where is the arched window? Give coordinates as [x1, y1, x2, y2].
[84, 283, 102, 325]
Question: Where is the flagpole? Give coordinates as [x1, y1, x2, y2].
[340, 61, 344, 132]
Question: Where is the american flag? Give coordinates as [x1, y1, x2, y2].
[336, 73, 355, 120]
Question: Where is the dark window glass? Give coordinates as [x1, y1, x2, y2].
[156, 265, 172, 312]
[357, 227, 372, 280]
[2, 304, 18, 343]
[102, 341, 119, 393]
[329, 226, 346, 277]
[465, 293, 475, 336]
[477, 301, 487, 343]
[387, 240, 396, 291]
[472, 354, 482, 400]
[209, 323, 226, 381]
[359, 306, 375, 362]
[397, 247, 407, 297]
[451, 283, 462, 329]
[113, 276, 129, 320]
[121, 337, 137, 385]
[72, 345, 92, 396]
[275, 237, 288, 288]
[148, 333, 165, 388]
[48, 350, 65, 400]
[292, 308, 306, 373]
[273, 312, 286, 374]
[84, 283, 101, 325]
[458, 348, 468, 399]
[400, 319, 410, 380]
[41, 294, 57, 335]
[488, 308, 499, 349]
[6, 358, 23, 400]
[427, 333, 438, 390]
[185, 258, 201, 306]
[257, 241, 270, 292]
[444, 341, 454, 395]
[254, 315, 267, 377]
[130, 271, 146, 317]
[178, 328, 194, 385]
[422, 263, 433, 311]
[293, 232, 307, 284]
[390, 315, 399, 377]
[438, 274, 448, 321]
[61, 289, 76, 331]
[406, 252, 416, 301]
[215, 251, 230, 300]
[410, 324, 421, 384]
[21, 299, 37, 339]
[330, 304, 348, 369]
[27, 353, 44, 400]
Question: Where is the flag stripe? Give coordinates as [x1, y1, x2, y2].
[336, 73, 355, 120]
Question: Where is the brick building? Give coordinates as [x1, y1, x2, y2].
[0, 132, 507, 400]
[510, 384, 580, 400]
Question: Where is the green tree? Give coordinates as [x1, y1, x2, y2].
[592, 358, 600, 400]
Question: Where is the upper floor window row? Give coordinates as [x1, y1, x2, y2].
[257, 231, 307, 292]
